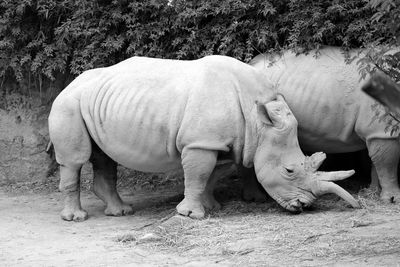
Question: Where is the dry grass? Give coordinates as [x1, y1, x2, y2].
[111, 183, 400, 266]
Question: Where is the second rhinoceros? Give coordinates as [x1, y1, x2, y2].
[49, 55, 358, 221]
[251, 47, 400, 202]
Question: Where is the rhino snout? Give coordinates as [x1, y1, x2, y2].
[286, 199, 309, 214]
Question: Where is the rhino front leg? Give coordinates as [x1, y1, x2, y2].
[201, 162, 237, 210]
[90, 145, 134, 216]
[239, 166, 268, 202]
[201, 170, 221, 211]
[177, 148, 217, 218]
[367, 139, 400, 203]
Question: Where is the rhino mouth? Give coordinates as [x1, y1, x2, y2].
[269, 192, 315, 214]
[286, 199, 313, 214]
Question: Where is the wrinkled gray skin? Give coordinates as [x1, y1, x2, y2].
[49, 55, 358, 222]
[249, 47, 400, 203]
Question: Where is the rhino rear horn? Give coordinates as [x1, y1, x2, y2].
[305, 152, 326, 172]
[317, 170, 355, 182]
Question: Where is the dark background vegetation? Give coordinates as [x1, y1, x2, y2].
[1, 0, 399, 101]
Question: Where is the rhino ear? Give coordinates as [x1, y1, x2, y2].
[256, 101, 273, 125]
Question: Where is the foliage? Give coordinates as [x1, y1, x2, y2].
[352, 0, 400, 136]
[0, 0, 399, 97]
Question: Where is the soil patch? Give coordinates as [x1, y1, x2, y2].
[1, 185, 400, 266]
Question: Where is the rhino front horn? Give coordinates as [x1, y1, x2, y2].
[311, 180, 360, 208]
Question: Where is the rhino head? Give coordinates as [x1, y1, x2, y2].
[253, 95, 360, 213]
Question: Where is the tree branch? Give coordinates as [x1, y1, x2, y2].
[362, 71, 400, 118]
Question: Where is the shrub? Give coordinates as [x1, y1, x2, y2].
[0, 0, 399, 97]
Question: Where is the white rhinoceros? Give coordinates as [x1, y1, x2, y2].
[48, 55, 358, 222]
[250, 47, 400, 203]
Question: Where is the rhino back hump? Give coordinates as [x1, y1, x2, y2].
[256, 49, 368, 152]
[79, 58, 193, 171]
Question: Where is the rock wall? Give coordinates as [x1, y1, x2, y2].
[0, 93, 183, 193]
[0, 93, 52, 190]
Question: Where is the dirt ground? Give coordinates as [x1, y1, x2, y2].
[1, 178, 400, 267]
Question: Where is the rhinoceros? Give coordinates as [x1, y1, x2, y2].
[250, 47, 400, 203]
[48, 55, 358, 222]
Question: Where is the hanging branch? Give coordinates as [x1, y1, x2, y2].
[362, 71, 400, 122]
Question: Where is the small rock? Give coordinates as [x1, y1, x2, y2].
[116, 233, 136, 243]
[160, 215, 190, 227]
[351, 219, 374, 228]
[137, 233, 162, 244]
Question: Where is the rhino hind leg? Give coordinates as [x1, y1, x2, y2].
[367, 139, 400, 203]
[90, 143, 134, 216]
[59, 165, 88, 222]
[177, 148, 218, 218]
[369, 166, 380, 191]
[49, 97, 91, 221]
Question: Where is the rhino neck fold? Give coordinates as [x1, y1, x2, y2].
[241, 107, 259, 168]
[232, 73, 274, 168]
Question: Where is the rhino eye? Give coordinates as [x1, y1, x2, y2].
[285, 167, 294, 174]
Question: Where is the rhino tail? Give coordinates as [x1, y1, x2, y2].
[46, 141, 59, 177]
[46, 141, 53, 154]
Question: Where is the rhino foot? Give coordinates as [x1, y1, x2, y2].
[176, 198, 205, 219]
[61, 208, 88, 222]
[104, 203, 134, 217]
[201, 193, 221, 211]
[380, 190, 400, 204]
